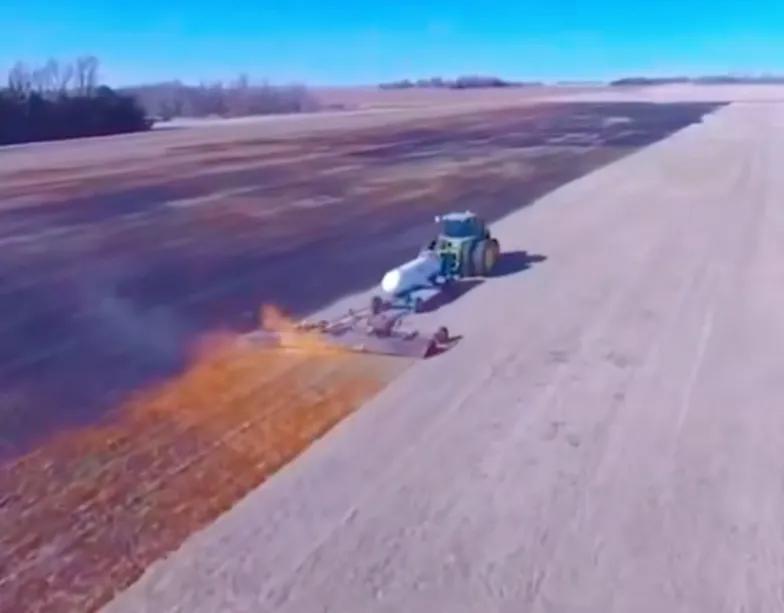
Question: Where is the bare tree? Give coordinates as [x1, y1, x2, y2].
[58, 63, 74, 93]
[23, 59, 64, 97]
[75, 57, 87, 94]
[31, 67, 47, 94]
[75, 55, 99, 96]
[29, 68, 41, 93]
[43, 59, 60, 94]
[5, 58, 80, 96]
[7, 61, 31, 94]
[122, 74, 319, 119]
[234, 73, 250, 90]
[85, 56, 99, 94]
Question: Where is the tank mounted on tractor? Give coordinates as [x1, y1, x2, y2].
[374, 211, 501, 313]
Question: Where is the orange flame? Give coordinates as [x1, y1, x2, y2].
[259, 303, 340, 354]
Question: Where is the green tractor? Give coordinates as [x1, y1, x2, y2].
[430, 211, 501, 278]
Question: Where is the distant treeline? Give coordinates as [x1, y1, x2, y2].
[0, 91, 150, 145]
[123, 77, 319, 120]
[611, 75, 784, 86]
[379, 75, 542, 90]
[0, 57, 150, 145]
[0, 60, 323, 145]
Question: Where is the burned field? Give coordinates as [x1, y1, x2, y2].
[0, 101, 718, 611]
[0, 102, 719, 454]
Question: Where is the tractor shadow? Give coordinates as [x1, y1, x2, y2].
[421, 250, 547, 313]
[421, 279, 484, 313]
[491, 250, 548, 277]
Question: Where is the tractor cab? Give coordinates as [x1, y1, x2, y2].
[437, 211, 488, 241]
[431, 211, 499, 278]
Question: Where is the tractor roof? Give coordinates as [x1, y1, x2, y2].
[439, 210, 477, 222]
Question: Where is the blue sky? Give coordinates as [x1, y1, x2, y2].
[2, 0, 784, 86]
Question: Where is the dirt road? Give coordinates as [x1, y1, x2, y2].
[106, 101, 784, 612]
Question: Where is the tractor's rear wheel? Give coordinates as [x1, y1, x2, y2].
[471, 243, 482, 277]
[472, 240, 488, 276]
[485, 239, 500, 275]
[472, 239, 500, 277]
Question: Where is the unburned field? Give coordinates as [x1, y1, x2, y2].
[0, 101, 719, 611]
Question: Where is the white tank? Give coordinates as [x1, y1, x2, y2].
[380, 251, 441, 296]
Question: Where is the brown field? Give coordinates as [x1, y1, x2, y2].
[312, 85, 598, 110]
[0, 99, 719, 611]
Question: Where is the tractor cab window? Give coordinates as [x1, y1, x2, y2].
[442, 218, 478, 238]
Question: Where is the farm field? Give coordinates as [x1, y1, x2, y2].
[0, 98, 718, 611]
[110, 97, 784, 613]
